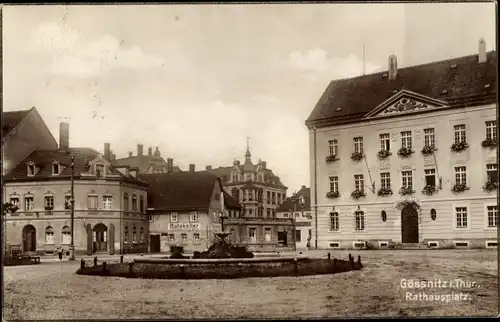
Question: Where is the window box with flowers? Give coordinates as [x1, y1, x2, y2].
[481, 138, 497, 149]
[483, 181, 498, 192]
[421, 145, 436, 156]
[325, 154, 339, 163]
[399, 186, 415, 196]
[397, 147, 413, 158]
[377, 150, 392, 160]
[451, 183, 469, 193]
[350, 189, 366, 199]
[351, 152, 364, 162]
[421, 185, 437, 196]
[377, 187, 393, 197]
[326, 191, 340, 199]
[450, 142, 469, 153]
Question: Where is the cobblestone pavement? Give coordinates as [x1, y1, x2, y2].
[3, 249, 497, 319]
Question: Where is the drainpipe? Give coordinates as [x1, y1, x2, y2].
[313, 126, 318, 250]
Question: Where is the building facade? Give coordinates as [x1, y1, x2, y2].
[305, 40, 497, 250]
[2, 107, 58, 175]
[3, 123, 149, 256]
[276, 186, 313, 249]
[111, 143, 182, 174]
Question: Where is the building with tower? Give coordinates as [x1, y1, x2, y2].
[305, 39, 497, 250]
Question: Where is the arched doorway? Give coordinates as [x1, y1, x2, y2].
[401, 205, 419, 243]
[22, 225, 37, 252]
[93, 223, 108, 253]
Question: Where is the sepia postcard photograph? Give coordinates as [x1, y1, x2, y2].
[1, 1, 498, 320]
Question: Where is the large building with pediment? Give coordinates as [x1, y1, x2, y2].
[305, 39, 497, 250]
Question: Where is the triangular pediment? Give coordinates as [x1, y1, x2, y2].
[364, 90, 449, 119]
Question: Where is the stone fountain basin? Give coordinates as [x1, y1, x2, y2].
[76, 256, 363, 279]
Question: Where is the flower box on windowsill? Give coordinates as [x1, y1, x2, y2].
[421, 145, 437, 156]
[451, 183, 469, 193]
[326, 191, 340, 199]
[325, 154, 339, 163]
[377, 188, 393, 197]
[421, 185, 437, 196]
[483, 181, 498, 192]
[377, 150, 392, 160]
[399, 186, 415, 196]
[350, 189, 366, 199]
[397, 147, 414, 158]
[451, 142, 469, 153]
[350, 152, 364, 162]
[481, 138, 497, 149]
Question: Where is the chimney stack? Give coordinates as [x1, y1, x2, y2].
[137, 144, 144, 156]
[388, 54, 398, 81]
[59, 122, 70, 150]
[478, 38, 487, 63]
[189, 164, 195, 172]
[167, 158, 173, 173]
[111, 153, 116, 161]
[301, 185, 306, 189]
[128, 152, 133, 158]
[260, 161, 266, 169]
[206, 165, 212, 171]
[148, 146, 153, 157]
[104, 143, 111, 160]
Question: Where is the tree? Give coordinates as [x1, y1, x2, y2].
[3, 202, 18, 216]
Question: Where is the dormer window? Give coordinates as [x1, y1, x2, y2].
[27, 162, 36, 176]
[52, 162, 60, 175]
[96, 164, 105, 178]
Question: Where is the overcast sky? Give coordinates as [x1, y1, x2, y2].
[3, 3, 496, 193]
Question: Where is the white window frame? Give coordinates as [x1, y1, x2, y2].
[329, 176, 339, 193]
[380, 172, 391, 190]
[168, 233, 175, 243]
[87, 194, 99, 211]
[193, 233, 200, 244]
[379, 133, 390, 151]
[27, 163, 36, 177]
[264, 228, 272, 242]
[427, 241, 440, 248]
[453, 124, 467, 144]
[329, 212, 340, 232]
[102, 195, 113, 210]
[131, 194, 138, 212]
[52, 162, 60, 175]
[423, 128, 436, 147]
[328, 139, 339, 156]
[486, 164, 498, 183]
[354, 211, 365, 231]
[354, 174, 364, 191]
[170, 212, 178, 223]
[485, 240, 498, 249]
[453, 205, 469, 230]
[484, 203, 498, 229]
[485, 120, 497, 141]
[401, 170, 413, 189]
[249, 227, 257, 243]
[44, 195, 54, 210]
[24, 196, 34, 211]
[61, 226, 71, 245]
[424, 168, 436, 187]
[353, 137, 364, 154]
[9, 196, 20, 209]
[45, 226, 55, 244]
[454, 166, 467, 185]
[190, 212, 198, 222]
[401, 131, 412, 149]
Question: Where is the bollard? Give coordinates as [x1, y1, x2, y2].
[293, 257, 298, 275]
[357, 255, 362, 265]
[327, 252, 331, 260]
[80, 258, 85, 271]
[94, 256, 98, 268]
[128, 262, 134, 275]
[102, 261, 107, 272]
[180, 264, 185, 276]
[120, 255, 124, 263]
[238, 262, 243, 277]
[349, 255, 354, 269]
[348, 253, 353, 262]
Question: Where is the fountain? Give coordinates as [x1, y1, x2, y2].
[192, 233, 254, 259]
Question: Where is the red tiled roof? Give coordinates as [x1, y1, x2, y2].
[3, 147, 147, 185]
[2, 108, 33, 139]
[276, 186, 311, 212]
[306, 51, 497, 128]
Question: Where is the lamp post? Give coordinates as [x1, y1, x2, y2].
[291, 193, 303, 252]
[69, 156, 75, 261]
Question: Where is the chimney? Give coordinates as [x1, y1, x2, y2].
[128, 152, 133, 158]
[104, 143, 111, 160]
[261, 161, 266, 169]
[148, 147, 153, 157]
[137, 144, 144, 156]
[167, 158, 173, 173]
[478, 38, 487, 63]
[59, 122, 70, 150]
[111, 153, 116, 161]
[189, 164, 195, 172]
[206, 165, 212, 171]
[388, 54, 397, 80]
[301, 185, 306, 189]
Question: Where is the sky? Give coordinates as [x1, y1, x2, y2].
[2, 3, 496, 193]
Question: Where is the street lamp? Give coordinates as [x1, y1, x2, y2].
[69, 156, 75, 261]
[291, 192, 304, 252]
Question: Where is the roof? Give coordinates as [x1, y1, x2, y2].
[140, 171, 221, 212]
[3, 147, 147, 185]
[208, 165, 287, 188]
[113, 155, 181, 174]
[276, 186, 311, 212]
[306, 51, 497, 128]
[2, 108, 33, 139]
[223, 190, 242, 210]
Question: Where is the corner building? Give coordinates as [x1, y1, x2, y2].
[305, 40, 497, 250]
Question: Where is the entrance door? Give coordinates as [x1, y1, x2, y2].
[22, 225, 37, 252]
[150, 235, 161, 253]
[401, 205, 419, 243]
[93, 223, 108, 253]
[278, 231, 288, 246]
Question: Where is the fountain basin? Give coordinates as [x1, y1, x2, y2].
[76, 256, 363, 279]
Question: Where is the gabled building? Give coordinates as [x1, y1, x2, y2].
[2, 107, 58, 175]
[305, 39, 497, 250]
[3, 122, 149, 256]
[110, 143, 182, 174]
[276, 185, 313, 249]
[141, 171, 241, 253]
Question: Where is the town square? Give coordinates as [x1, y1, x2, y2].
[2, 2, 498, 320]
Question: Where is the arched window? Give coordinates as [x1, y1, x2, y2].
[132, 194, 137, 212]
[140, 196, 144, 213]
[124, 225, 129, 243]
[45, 226, 55, 244]
[61, 226, 71, 244]
[123, 193, 129, 211]
[140, 226, 145, 242]
[132, 225, 137, 242]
